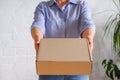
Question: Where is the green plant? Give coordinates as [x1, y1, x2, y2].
[102, 0, 120, 79]
[104, 0, 120, 56]
[102, 59, 120, 80]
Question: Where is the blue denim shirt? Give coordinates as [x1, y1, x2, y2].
[31, 0, 95, 38]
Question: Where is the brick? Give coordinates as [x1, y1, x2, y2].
[15, 56, 28, 64]
[16, 48, 27, 56]
[0, 33, 12, 41]
[27, 48, 35, 56]
[16, 47, 35, 56]
[1, 40, 15, 49]
[13, 32, 31, 41]
[27, 56, 36, 64]
[14, 40, 33, 48]
[0, 64, 16, 80]
[10, 63, 38, 80]
[0, 56, 15, 64]
[2, 47, 16, 56]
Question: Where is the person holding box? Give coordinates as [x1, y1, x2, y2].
[31, 0, 95, 80]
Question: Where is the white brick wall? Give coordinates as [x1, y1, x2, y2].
[0, 0, 39, 80]
[0, 0, 115, 80]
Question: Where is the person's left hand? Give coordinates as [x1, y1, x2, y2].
[81, 28, 95, 54]
[86, 36, 93, 54]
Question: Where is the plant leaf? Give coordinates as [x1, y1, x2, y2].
[113, 0, 119, 11]
[106, 68, 111, 78]
[104, 15, 114, 35]
[104, 14, 117, 36]
[110, 69, 114, 80]
[108, 59, 113, 65]
[102, 59, 107, 65]
[114, 64, 120, 79]
[113, 19, 120, 52]
[118, 51, 120, 57]
[117, 70, 120, 79]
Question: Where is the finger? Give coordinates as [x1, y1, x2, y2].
[35, 39, 40, 44]
[86, 37, 93, 54]
[34, 39, 40, 54]
[35, 43, 39, 54]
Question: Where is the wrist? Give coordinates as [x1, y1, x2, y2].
[31, 27, 43, 41]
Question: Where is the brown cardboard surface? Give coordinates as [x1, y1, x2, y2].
[36, 38, 91, 75]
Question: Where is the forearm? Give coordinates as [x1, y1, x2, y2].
[81, 28, 95, 40]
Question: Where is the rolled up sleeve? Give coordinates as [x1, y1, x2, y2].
[79, 0, 95, 35]
[31, 3, 45, 34]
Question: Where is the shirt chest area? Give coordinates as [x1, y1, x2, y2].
[44, 5, 81, 23]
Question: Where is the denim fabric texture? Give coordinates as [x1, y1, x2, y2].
[39, 75, 89, 80]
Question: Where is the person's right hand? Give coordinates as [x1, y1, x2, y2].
[31, 27, 43, 55]
[34, 39, 40, 55]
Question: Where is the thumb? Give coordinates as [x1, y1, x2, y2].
[35, 38, 40, 44]
[35, 40, 40, 44]
[34, 38, 41, 54]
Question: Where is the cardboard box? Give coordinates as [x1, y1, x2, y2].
[36, 38, 92, 75]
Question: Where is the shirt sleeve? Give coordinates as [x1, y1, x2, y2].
[79, 0, 95, 35]
[31, 3, 45, 34]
